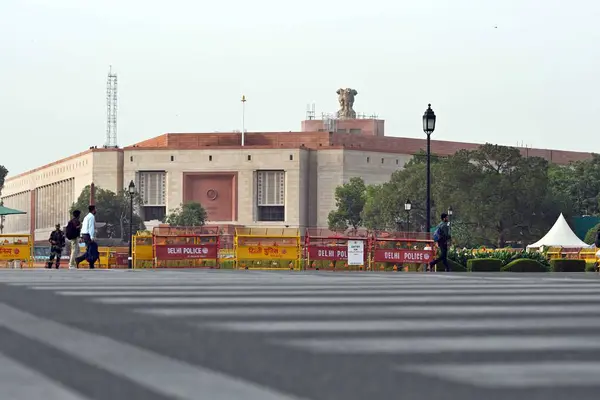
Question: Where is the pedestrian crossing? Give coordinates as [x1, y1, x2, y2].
[0, 352, 85, 400]
[1, 269, 600, 399]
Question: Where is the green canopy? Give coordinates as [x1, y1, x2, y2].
[0, 206, 26, 216]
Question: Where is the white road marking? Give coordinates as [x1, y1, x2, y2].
[135, 304, 600, 317]
[207, 317, 600, 333]
[93, 294, 600, 304]
[0, 353, 89, 400]
[403, 362, 600, 388]
[281, 335, 600, 354]
[42, 287, 600, 297]
[0, 304, 304, 400]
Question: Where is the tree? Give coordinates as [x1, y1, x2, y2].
[71, 185, 145, 239]
[547, 155, 600, 217]
[0, 165, 7, 197]
[0, 166, 14, 234]
[357, 144, 567, 247]
[0, 164, 7, 233]
[584, 223, 600, 245]
[329, 143, 578, 247]
[327, 177, 367, 231]
[439, 144, 560, 247]
[361, 155, 446, 231]
[164, 202, 207, 226]
[361, 184, 389, 230]
[0, 199, 4, 234]
[327, 211, 349, 232]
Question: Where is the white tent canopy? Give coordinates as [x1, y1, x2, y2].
[527, 213, 592, 249]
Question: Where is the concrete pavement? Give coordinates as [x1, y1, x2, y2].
[1, 270, 600, 399]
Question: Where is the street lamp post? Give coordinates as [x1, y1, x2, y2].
[447, 206, 453, 238]
[405, 198, 412, 234]
[422, 104, 436, 236]
[128, 180, 136, 269]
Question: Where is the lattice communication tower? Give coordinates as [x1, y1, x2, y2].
[105, 66, 118, 147]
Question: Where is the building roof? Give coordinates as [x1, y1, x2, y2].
[124, 131, 593, 165]
[5, 147, 120, 182]
[5, 129, 594, 182]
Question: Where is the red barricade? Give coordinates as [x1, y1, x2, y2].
[304, 228, 369, 270]
[371, 232, 435, 271]
[153, 226, 221, 268]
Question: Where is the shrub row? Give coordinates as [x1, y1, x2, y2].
[549, 258, 586, 272]
[458, 258, 591, 272]
[467, 258, 503, 272]
[448, 248, 550, 268]
[502, 258, 548, 272]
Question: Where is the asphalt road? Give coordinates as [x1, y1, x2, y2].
[1, 270, 600, 400]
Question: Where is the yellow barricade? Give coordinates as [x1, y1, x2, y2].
[578, 247, 598, 263]
[545, 246, 562, 260]
[132, 232, 153, 268]
[0, 234, 33, 268]
[78, 246, 110, 269]
[234, 227, 301, 270]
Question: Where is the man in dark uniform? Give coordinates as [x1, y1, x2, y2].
[47, 224, 65, 269]
[429, 213, 451, 272]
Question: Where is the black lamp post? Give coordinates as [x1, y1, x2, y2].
[423, 104, 436, 236]
[405, 198, 412, 234]
[128, 180, 136, 269]
[447, 206, 453, 238]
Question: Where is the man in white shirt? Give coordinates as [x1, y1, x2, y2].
[76, 205, 97, 269]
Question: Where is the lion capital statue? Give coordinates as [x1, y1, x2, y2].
[336, 88, 358, 119]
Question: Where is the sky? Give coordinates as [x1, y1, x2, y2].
[1, 0, 600, 175]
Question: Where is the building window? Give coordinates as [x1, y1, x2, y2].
[396, 159, 399, 165]
[256, 170, 285, 222]
[289, 154, 293, 161]
[138, 171, 166, 206]
[367, 157, 370, 163]
[381, 158, 384, 164]
[142, 206, 166, 221]
[170, 155, 174, 161]
[247, 155, 252, 161]
[258, 206, 285, 222]
[209, 155, 213, 161]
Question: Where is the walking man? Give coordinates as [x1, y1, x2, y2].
[66, 210, 82, 269]
[47, 224, 65, 269]
[76, 205, 97, 269]
[429, 213, 451, 272]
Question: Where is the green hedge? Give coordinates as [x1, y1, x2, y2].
[430, 259, 466, 272]
[450, 259, 467, 272]
[447, 259, 467, 272]
[586, 262, 599, 272]
[467, 258, 503, 272]
[501, 258, 548, 272]
[550, 258, 586, 272]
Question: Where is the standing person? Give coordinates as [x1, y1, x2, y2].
[429, 213, 451, 272]
[65, 210, 82, 270]
[76, 205, 97, 269]
[47, 224, 65, 269]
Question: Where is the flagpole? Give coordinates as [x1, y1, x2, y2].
[241, 95, 246, 146]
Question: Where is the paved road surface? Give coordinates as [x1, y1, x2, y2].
[1, 270, 600, 399]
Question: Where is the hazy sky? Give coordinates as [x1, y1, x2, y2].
[2, 0, 599, 175]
